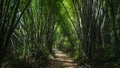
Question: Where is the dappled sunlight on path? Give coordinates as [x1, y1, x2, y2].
[47, 49, 80, 68]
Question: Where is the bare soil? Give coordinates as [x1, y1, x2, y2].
[46, 49, 81, 68]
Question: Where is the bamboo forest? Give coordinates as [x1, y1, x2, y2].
[0, 0, 120, 68]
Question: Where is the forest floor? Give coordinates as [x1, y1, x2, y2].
[46, 49, 81, 68]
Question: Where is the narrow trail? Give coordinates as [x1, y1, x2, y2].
[47, 49, 80, 68]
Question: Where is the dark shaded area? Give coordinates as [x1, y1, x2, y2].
[0, 0, 120, 68]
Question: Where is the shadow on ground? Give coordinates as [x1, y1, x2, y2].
[46, 49, 80, 68]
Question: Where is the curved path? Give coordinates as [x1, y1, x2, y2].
[47, 49, 80, 68]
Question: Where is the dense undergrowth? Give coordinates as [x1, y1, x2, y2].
[0, 0, 120, 68]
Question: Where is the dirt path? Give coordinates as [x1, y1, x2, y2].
[47, 49, 80, 68]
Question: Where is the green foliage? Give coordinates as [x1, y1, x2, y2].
[0, 0, 120, 68]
